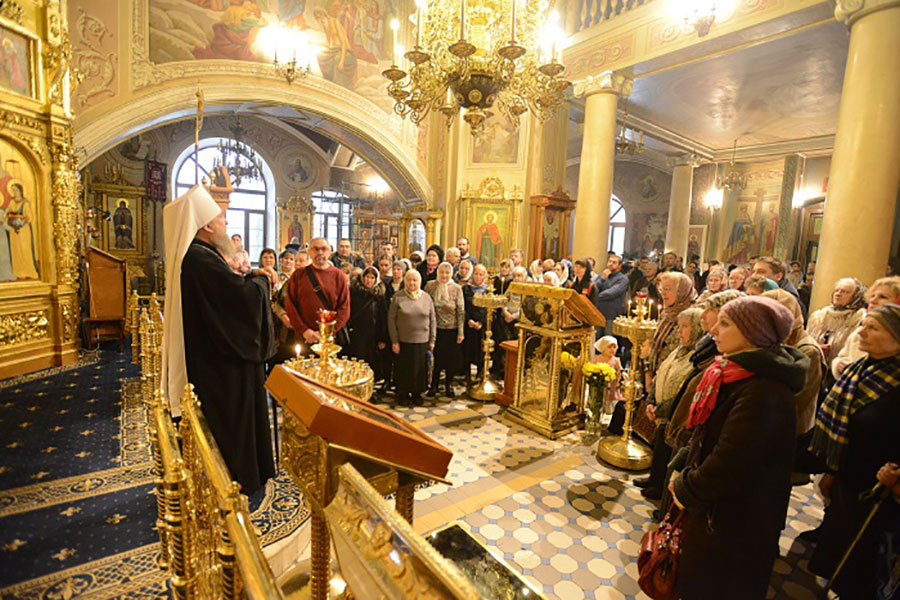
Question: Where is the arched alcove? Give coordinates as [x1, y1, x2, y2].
[72, 80, 432, 209]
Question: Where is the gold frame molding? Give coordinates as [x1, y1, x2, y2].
[461, 177, 522, 271]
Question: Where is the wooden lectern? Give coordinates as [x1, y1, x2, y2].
[265, 365, 452, 600]
[504, 283, 605, 438]
[84, 246, 127, 349]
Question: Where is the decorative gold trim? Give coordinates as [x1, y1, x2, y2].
[0, 310, 50, 347]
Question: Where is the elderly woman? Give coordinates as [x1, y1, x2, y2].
[542, 270, 560, 287]
[695, 267, 727, 303]
[493, 259, 513, 294]
[833, 276, 900, 378]
[807, 277, 867, 367]
[728, 266, 748, 291]
[388, 269, 436, 406]
[454, 258, 473, 285]
[670, 296, 809, 599]
[491, 266, 528, 378]
[425, 262, 465, 398]
[347, 267, 387, 369]
[809, 304, 900, 598]
[634, 307, 705, 500]
[417, 244, 444, 285]
[528, 259, 543, 282]
[463, 264, 490, 383]
[378, 260, 409, 395]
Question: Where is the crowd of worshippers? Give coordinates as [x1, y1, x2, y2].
[171, 189, 897, 599]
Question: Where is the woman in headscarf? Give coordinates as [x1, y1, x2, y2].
[454, 258, 473, 285]
[611, 272, 697, 436]
[669, 296, 809, 599]
[553, 261, 569, 287]
[378, 259, 409, 395]
[347, 266, 387, 371]
[388, 269, 436, 406]
[695, 266, 727, 304]
[657, 290, 745, 518]
[424, 262, 465, 398]
[809, 304, 900, 598]
[492, 258, 513, 294]
[807, 277, 868, 367]
[417, 244, 444, 285]
[463, 264, 490, 383]
[542, 270, 560, 287]
[634, 307, 705, 500]
[528, 259, 543, 282]
[592, 335, 624, 415]
[832, 276, 900, 379]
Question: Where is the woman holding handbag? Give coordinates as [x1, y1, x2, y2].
[664, 296, 808, 599]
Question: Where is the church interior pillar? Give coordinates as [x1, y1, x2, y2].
[572, 71, 632, 262]
[773, 155, 800, 260]
[811, 0, 900, 311]
[664, 160, 695, 258]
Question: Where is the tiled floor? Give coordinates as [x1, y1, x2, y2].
[381, 391, 825, 600]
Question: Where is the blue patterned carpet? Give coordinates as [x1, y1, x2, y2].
[0, 347, 308, 600]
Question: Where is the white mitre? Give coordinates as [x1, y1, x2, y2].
[161, 184, 221, 416]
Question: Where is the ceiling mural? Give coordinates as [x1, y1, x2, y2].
[148, 0, 398, 114]
[626, 22, 848, 149]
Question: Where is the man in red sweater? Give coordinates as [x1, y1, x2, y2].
[285, 237, 350, 347]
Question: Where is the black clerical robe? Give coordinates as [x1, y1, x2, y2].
[181, 239, 276, 495]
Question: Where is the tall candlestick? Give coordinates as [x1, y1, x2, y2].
[627, 299, 632, 317]
[460, 0, 466, 39]
[390, 18, 399, 65]
[511, 0, 517, 41]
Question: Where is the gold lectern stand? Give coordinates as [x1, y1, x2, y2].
[467, 292, 508, 401]
[504, 284, 605, 438]
[596, 292, 657, 470]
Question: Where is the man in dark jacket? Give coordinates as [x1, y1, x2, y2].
[593, 254, 628, 336]
[753, 256, 807, 318]
[330, 238, 366, 270]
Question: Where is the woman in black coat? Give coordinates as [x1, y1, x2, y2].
[346, 267, 386, 369]
[462, 264, 489, 383]
[670, 296, 808, 600]
[808, 304, 900, 598]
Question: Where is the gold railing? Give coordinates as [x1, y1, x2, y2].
[137, 301, 284, 599]
[130, 291, 162, 365]
[560, 0, 652, 35]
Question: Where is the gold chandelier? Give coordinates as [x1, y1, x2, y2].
[383, 0, 571, 135]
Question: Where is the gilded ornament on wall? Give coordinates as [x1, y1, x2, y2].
[0, 310, 49, 347]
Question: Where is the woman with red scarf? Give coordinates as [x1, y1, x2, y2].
[668, 296, 809, 599]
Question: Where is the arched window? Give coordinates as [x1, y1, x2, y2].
[173, 138, 275, 265]
[312, 188, 354, 249]
[609, 196, 626, 256]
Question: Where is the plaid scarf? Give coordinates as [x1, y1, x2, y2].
[810, 355, 900, 471]
[686, 355, 755, 429]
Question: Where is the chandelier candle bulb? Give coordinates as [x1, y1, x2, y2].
[459, 0, 466, 39]
[511, 0, 517, 42]
[390, 18, 400, 65]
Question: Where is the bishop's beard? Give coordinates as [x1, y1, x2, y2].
[210, 230, 236, 260]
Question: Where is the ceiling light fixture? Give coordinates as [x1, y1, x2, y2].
[715, 138, 747, 191]
[383, 0, 571, 136]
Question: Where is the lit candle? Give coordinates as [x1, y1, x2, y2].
[627, 299, 632, 317]
[390, 18, 400, 65]
[460, 0, 466, 39]
[511, 0, 517, 41]
[294, 344, 301, 357]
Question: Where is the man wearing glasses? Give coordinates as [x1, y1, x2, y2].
[285, 237, 351, 351]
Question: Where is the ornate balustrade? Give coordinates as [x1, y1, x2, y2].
[137, 303, 284, 599]
[560, 0, 652, 35]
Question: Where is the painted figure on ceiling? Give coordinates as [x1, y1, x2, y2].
[6, 182, 39, 280]
[279, 0, 308, 28]
[314, 3, 357, 87]
[193, 1, 265, 61]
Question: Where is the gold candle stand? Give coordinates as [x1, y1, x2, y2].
[467, 292, 508, 401]
[596, 294, 656, 470]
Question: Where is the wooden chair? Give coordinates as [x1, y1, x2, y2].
[84, 247, 126, 349]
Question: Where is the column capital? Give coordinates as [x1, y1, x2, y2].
[666, 153, 701, 169]
[573, 70, 633, 99]
[835, 0, 900, 27]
